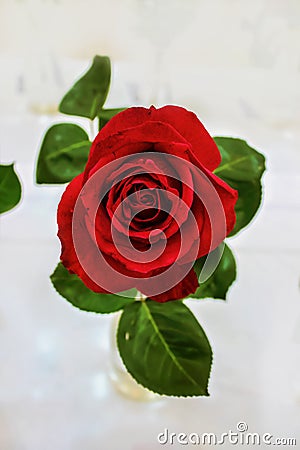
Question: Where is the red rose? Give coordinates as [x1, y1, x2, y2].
[57, 106, 237, 302]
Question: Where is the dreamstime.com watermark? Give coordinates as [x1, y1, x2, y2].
[157, 422, 297, 446]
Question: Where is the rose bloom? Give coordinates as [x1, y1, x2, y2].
[57, 106, 237, 302]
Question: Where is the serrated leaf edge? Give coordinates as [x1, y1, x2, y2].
[116, 303, 213, 397]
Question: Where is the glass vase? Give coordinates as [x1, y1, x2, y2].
[108, 310, 160, 402]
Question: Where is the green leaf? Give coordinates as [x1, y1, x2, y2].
[50, 263, 136, 313]
[117, 300, 212, 397]
[36, 123, 91, 184]
[98, 108, 126, 130]
[59, 55, 111, 119]
[191, 243, 236, 300]
[0, 163, 22, 214]
[214, 137, 266, 236]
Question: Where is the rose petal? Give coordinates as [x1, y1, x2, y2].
[86, 105, 221, 171]
[138, 266, 199, 302]
[57, 173, 133, 293]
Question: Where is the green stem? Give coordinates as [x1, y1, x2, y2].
[135, 291, 147, 302]
[89, 119, 95, 141]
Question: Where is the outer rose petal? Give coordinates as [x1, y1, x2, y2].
[84, 120, 189, 181]
[86, 105, 221, 171]
[152, 106, 221, 171]
[57, 173, 84, 275]
[138, 267, 199, 303]
[189, 151, 238, 257]
[57, 173, 133, 293]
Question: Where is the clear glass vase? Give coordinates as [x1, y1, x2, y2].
[108, 310, 160, 402]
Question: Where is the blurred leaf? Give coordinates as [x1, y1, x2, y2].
[214, 137, 266, 236]
[51, 263, 136, 314]
[192, 243, 236, 300]
[117, 300, 212, 396]
[59, 55, 111, 119]
[98, 108, 126, 130]
[0, 163, 22, 214]
[36, 123, 91, 184]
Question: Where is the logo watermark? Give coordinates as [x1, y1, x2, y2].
[157, 422, 297, 446]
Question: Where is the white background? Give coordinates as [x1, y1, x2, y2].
[0, 1, 300, 449]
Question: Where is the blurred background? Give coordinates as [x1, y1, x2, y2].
[0, 0, 300, 449]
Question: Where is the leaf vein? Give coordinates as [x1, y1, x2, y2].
[142, 303, 199, 387]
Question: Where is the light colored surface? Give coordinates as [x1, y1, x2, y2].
[1, 1, 300, 449]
